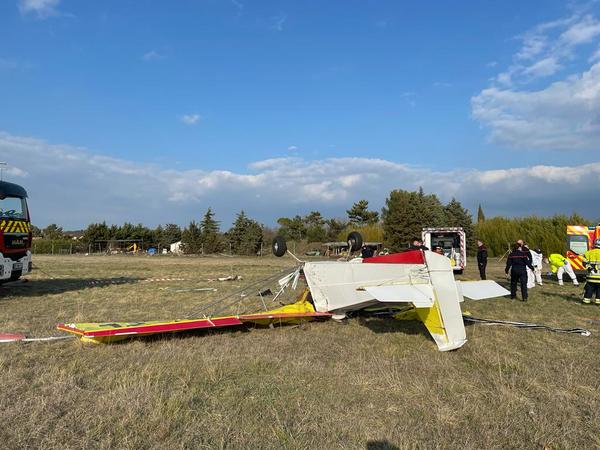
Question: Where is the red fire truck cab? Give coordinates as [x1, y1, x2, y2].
[0, 180, 32, 283]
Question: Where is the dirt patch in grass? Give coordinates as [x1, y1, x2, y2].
[1, 255, 599, 449]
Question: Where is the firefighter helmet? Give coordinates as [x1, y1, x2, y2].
[595, 239, 600, 249]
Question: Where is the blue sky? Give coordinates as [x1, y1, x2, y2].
[1, 0, 600, 228]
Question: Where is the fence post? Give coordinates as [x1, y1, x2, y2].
[70, 242, 73, 255]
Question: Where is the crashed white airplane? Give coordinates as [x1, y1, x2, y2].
[58, 232, 509, 351]
[274, 234, 509, 351]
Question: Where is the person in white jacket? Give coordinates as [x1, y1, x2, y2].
[523, 242, 536, 289]
[530, 248, 543, 286]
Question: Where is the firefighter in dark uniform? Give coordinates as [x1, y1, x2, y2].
[583, 239, 600, 305]
[477, 240, 488, 280]
[505, 243, 535, 301]
[361, 244, 374, 259]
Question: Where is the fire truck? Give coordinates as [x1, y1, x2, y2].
[0, 180, 32, 283]
[566, 224, 600, 276]
[422, 227, 466, 274]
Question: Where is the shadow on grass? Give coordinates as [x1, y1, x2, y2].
[358, 316, 427, 337]
[0, 277, 141, 298]
[366, 440, 399, 450]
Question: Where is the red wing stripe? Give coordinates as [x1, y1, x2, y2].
[60, 317, 244, 337]
[57, 312, 333, 338]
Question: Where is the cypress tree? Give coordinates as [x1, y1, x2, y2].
[200, 207, 222, 254]
[477, 204, 485, 223]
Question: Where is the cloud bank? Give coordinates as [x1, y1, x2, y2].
[472, 11, 600, 150]
[0, 132, 597, 229]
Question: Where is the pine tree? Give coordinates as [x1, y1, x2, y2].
[477, 204, 485, 223]
[276, 215, 306, 241]
[304, 211, 326, 243]
[200, 207, 222, 254]
[83, 222, 110, 245]
[181, 221, 202, 254]
[347, 200, 379, 225]
[42, 224, 64, 240]
[228, 211, 263, 255]
[382, 189, 445, 251]
[326, 218, 348, 241]
[444, 197, 475, 253]
[162, 224, 182, 245]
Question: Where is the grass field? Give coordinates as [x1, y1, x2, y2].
[1, 254, 599, 449]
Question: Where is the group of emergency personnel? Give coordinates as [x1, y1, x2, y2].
[499, 238, 600, 304]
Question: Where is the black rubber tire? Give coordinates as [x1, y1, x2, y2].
[347, 232, 363, 252]
[455, 269, 464, 275]
[272, 236, 287, 257]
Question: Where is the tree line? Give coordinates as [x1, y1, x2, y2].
[474, 213, 590, 257]
[29, 188, 591, 256]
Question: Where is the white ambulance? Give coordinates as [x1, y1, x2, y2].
[422, 227, 466, 274]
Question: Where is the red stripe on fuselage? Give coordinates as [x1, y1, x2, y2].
[363, 250, 424, 264]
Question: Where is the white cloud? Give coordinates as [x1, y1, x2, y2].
[494, 14, 600, 86]
[288, 145, 298, 151]
[141, 50, 165, 62]
[473, 11, 600, 150]
[180, 114, 201, 125]
[521, 56, 561, 77]
[271, 13, 287, 32]
[0, 58, 19, 71]
[231, 0, 244, 17]
[0, 131, 598, 228]
[559, 14, 600, 45]
[18, 0, 60, 18]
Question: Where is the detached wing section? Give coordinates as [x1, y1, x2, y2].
[57, 292, 330, 344]
[458, 280, 510, 300]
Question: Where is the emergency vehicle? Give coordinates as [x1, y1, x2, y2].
[566, 224, 600, 275]
[0, 180, 32, 283]
[422, 227, 466, 274]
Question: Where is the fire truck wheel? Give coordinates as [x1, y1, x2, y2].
[347, 232, 363, 252]
[272, 236, 287, 257]
[455, 269, 464, 275]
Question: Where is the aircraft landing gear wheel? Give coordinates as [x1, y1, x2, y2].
[272, 236, 287, 257]
[347, 232, 363, 252]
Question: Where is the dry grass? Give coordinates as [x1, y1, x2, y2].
[1, 254, 599, 449]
